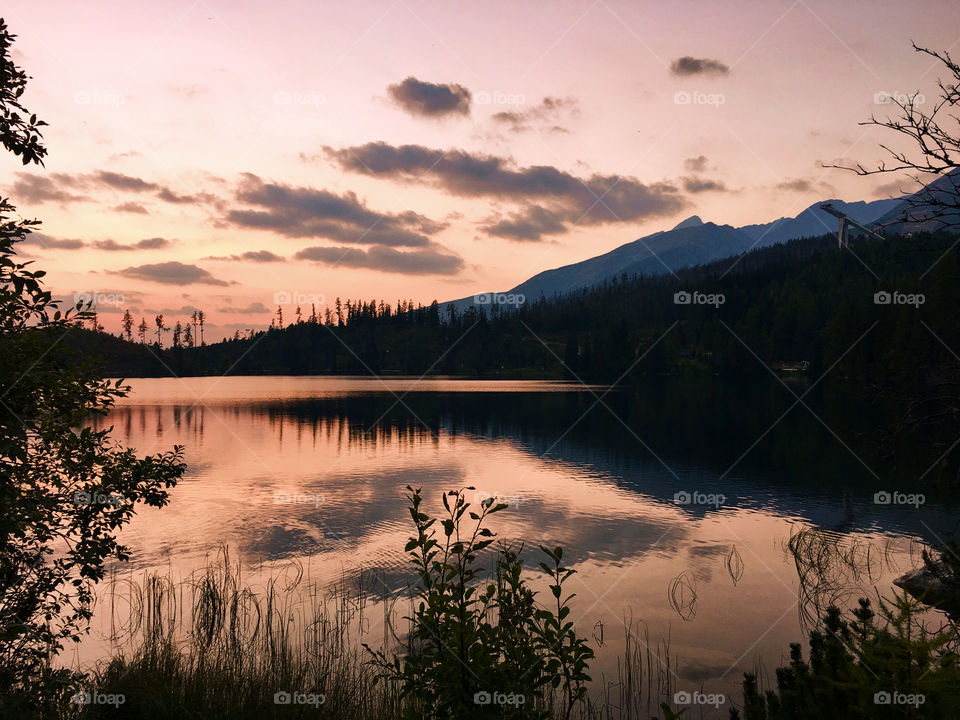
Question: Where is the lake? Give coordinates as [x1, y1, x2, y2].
[69, 375, 954, 716]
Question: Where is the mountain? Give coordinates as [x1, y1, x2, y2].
[509, 220, 754, 300]
[739, 197, 902, 247]
[445, 174, 958, 312]
[870, 169, 960, 234]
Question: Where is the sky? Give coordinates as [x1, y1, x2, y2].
[2, 0, 959, 339]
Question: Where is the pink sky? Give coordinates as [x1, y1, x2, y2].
[3, 0, 958, 339]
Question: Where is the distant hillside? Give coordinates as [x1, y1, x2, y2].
[71, 229, 960, 387]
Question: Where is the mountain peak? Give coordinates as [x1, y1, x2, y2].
[672, 215, 704, 230]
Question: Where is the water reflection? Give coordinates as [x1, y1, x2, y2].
[78, 376, 954, 706]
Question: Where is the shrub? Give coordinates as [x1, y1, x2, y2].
[366, 486, 594, 720]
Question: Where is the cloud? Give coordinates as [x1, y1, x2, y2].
[218, 301, 272, 313]
[113, 201, 149, 214]
[206, 250, 285, 262]
[294, 244, 463, 275]
[21, 231, 85, 249]
[670, 56, 730, 77]
[683, 155, 709, 173]
[387, 76, 471, 118]
[481, 205, 567, 241]
[490, 96, 579, 133]
[95, 170, 158, 192]
[111, 261, 232, 286]
[775, 178, 813, 192]
[142, 304, 200, 316]
[108, 150, 144, 161]
[774, 177, 836, 195]
[93, 237, 176, 251]
[9, 173, 88, 203]
[225, 173, 446, 246]
[7, 170, 214, 208]
[156, 188, 194, 203]
[324, 142, 687, 239]
[682, 177, 728, 193]
[872, 179, 917, 198]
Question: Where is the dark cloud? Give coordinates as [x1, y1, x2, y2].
[776, 178, 813, 192]
[21, 231, 85, 249]
[206, 250, 285, 262]
[225, 173, 445, 246]
[156, 188, 194, 203]
[490, 96, 579, 133]
[773, 178, 836, 196]
[482, 205, 567, 241]
[670, 56, 730, 77]
[387, 77, 471, 118]
[323, 142, 687, 239]
[93, 237, 176, 251]
[95, 171, 159, 192]
[682, 177, 728, 193]
[113, 202, 149, 214]
[142, 304, 200, 316]
[683, 156, 709, 173]
[219, 301, 272, 314]
[8, 170, 214, 208]
[9, 173, 88, 204]
[294, 244, 463, 275]
[872, 179, 916, 198]
[111, 261, 231, 286]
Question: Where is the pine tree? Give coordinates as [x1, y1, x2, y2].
[121, 309, 133, 341]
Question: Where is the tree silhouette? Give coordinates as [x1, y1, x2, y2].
[154, 314, 166, 348]
[121, 309, 133, 341]
[0, 20, 184, 710]
[831, 43, 960, 228]
[0, 20, 47, 166]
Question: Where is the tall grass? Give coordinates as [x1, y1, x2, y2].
[85, 550, 400, 719]
[68, 548, 679, 719]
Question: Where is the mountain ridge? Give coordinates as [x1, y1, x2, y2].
[443, 193, 912, 312]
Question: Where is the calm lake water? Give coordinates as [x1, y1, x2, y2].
[69, 376, 956, 716]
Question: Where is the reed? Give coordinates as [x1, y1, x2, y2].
[70, 547, 678, 719]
